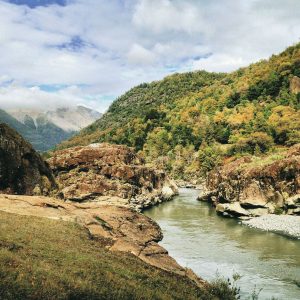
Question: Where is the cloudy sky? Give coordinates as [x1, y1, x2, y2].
[0, 0, 299, 112]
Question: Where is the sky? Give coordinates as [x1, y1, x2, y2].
[0, 0, 299, 112]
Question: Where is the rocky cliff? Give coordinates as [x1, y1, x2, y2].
[198, 144, 300, 218]
[48, 143, 178, 210]
[0, 123, 57, 195]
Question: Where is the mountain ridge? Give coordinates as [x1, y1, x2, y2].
[59, 43, 300, 180]
[0, 105, 101, 151]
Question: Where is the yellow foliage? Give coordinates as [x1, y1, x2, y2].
[227, 104, 255, 127]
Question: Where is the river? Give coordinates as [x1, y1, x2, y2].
[144, 188, 300, 300]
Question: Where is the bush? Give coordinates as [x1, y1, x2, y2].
[230, 132, 274, 155]
[207, 273, 241, 300]
[198, 145, 222, 175]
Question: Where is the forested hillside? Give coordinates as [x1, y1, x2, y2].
[59, 43, 300, 180]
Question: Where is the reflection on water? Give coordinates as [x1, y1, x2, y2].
[145, 188, 300, 300]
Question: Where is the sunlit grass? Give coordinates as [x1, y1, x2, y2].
[0, 211, 239, 300]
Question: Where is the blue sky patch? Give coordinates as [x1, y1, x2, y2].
[34, 84, 70, 92]
[6, 0, 67, 8]
[57, 36, 86, 52]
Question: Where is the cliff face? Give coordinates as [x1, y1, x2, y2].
[0, 123, 57, 195]
[48, 143, 178, 210]
[199, 145, 300, 218]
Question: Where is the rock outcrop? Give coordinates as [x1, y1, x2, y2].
[199, 144, 300, 218]
[0, 123, 57, 195]
[0, 193, 204, 287]
[48, 143, 178, 210]
[290, 76, 300, 94]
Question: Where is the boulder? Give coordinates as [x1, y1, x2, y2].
[285, 194, 300, 208]
[239, 181, 268, 208]
[247, 208, 269, 217]
[216, 202, 250, 217]
[0, 123, 57, 195]
[48, 143, 177, 210]
[197, 189, 217, 202]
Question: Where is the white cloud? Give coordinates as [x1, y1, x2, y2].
[133, 0, 205, 35]
[192, 54, 247, 73]
[0, 84, 74, 111]
[127, 44, 156, 65]
[0, 82, 114, 113]
[0, 0, 299, 112]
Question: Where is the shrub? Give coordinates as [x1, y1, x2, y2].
[230, 132, 274, 155]
[207, 273, 241, 300]
[198, 145, 222, 175]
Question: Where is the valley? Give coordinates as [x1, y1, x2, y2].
[0, 42, 300, 299]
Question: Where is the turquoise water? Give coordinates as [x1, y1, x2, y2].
[145, 188, 300, 300]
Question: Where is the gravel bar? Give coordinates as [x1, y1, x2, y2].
[242, 215, 300, 239]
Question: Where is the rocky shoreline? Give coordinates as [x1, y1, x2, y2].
[242, 215, 300, 239]
[175, 180, 204, 190]
[198, 145, 300, 220]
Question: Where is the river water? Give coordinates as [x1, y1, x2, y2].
[144, 188, 300, 300]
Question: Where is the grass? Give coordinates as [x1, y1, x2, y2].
[0, 211, 238, 300]
[237, 153, 286, 171]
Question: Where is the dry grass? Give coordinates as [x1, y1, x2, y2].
[0, 211, 237, 300]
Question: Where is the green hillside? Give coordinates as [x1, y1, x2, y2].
[59, 43, 300, 180]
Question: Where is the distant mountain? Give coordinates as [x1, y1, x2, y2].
[0, 106, 101, 151]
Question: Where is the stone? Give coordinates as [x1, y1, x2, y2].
[293, 207, 300, 215]
[248, 208, 269, 217]
[197, 189, 216, 202]
[240, 181, 268, 208]
[205, 144, 300, 218]
[243, 215, 300, 239]
[285, 194, 300, 208]
[0, 123, 57, 196]
[48, 143, 178, 210]
[216, 202, 250, 217]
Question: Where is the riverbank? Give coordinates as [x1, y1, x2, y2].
[0, 193, 203, 285]
[145, 188, 300, 300]
[242, 214, 300, 239]
[0, 210, 206, 300]
[0, 194, 243, 299]
[199, 144, 300, 219]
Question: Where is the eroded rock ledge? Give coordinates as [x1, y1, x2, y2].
[0, 194, 204, 287]
[48, 143, 178, 211]
[198, 144, 300, 218]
